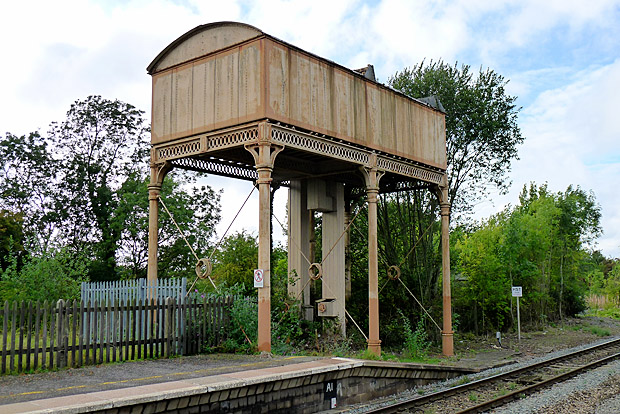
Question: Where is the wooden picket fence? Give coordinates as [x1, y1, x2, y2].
[0, 296, 233, 374]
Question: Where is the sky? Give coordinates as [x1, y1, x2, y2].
[1, 0, 619, 258]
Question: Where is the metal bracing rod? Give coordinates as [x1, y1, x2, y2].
[320, 203, 365, 266]
[160, 187, 257, 347]
[397, 220, 435, 269]
[320, 272, 369, 341]
[273, 213, 312, 267]
[158, 195, 218, 292]
[398, 278, 441, 331]
[209, 185, 256, 262]
[351, 211, 440, 332]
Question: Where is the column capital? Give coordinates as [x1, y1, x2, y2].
[149, 161, 172, 187]
[359, 160, 385, 194]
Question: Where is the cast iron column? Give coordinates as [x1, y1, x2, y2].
[439, 182, 454, 356]
[147, 157, 171, 284]
[246, 123, 282, 352]
[362, 154, 384, 356]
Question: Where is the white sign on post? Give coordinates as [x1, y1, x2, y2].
[254, 269, 264, 288]
[512, 286, 522, 342]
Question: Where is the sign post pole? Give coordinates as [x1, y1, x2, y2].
[512, 286, 522, 343]
[517, 296, 521, 343]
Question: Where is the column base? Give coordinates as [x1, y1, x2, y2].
[367, 339, 382, 356]
[442, 330, 454, 357]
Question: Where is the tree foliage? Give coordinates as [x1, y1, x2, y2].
[453, 183, 602, 332]
[0, 95, 222, 291]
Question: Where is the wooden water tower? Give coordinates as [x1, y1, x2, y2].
[146, 22, 453, 356]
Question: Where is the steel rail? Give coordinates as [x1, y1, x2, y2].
[361, 336, 620, 414]
[457, 351, 620, 413]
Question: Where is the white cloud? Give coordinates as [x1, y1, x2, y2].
[474, 59, 620, 258]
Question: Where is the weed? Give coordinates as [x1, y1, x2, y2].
[358, 348, 381, 360]
[588, 326, 611, 337]
[453, 376, 471, 387]
[397, 309, 431, 359]
[468, 393, 478, 402]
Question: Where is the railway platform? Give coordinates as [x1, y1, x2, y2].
[0, 354, 474, 413]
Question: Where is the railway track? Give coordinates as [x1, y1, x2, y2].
[361, 337, 620, 413]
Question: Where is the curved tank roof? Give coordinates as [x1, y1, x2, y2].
[147, 22, 264, 74]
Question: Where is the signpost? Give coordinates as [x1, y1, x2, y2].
[254, 269, 264, 288]
[512, 286, 522, 342]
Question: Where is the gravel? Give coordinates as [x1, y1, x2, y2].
[491, 360, 620, 414]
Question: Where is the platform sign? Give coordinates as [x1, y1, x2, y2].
[324, 380, 338, 408]
[512, 286, 522, 297]
[253, 269, 264, 288]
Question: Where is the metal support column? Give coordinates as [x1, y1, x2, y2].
[439, 181, 454, 357]
[246, 123, 283, 352]
[147, 158, 171, 284]
[361, 154, 384, 356]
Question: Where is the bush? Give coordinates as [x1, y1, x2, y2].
[0, 248, 87, 303]
[398, 309, 431, 359]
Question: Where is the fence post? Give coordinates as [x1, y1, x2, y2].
[2, 301, 8, 374]
[56, 299, 65, 369]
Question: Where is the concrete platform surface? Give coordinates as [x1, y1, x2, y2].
[0, 355, 476, 414]
[0, 354, 321, 407]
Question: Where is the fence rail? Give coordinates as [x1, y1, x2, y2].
[81, 278, 187, 304]
[0, 296, 232, 374]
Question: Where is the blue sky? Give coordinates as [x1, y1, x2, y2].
[1, 0, 619, 257]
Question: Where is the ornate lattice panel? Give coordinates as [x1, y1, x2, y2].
[207, 127, 258, 151]
[156, 138, 202, 161]
[271, 125, 370, 165]
[271, 124, 443, 185]
[171, 157, 258, 182]
[154, 126, 259, 162]
[377, 157, 443, 185]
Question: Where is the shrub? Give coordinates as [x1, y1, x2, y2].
[0, 248, 87, 302]
[397, 309, 431, 359]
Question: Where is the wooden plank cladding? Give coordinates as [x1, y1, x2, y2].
[148, 22, 446, 170]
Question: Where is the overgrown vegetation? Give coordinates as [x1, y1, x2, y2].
[452, 183, 603, 333]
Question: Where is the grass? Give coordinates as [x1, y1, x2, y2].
[452, 376, 471, 387]
[568, 323, 611, 337]
[588, 326, 611, 337]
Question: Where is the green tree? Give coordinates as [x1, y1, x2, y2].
[49, 95, 150, 280]
[454, 183, 602, 332]
[115, 172, 221, 280]
[0, 248, 87, 302]
[0, 210, 25, 271]
[0, 132, 58, 251]
[210, 231, 259, 295]
[0, 96, 222, 283]
[555, 186, 601, 318]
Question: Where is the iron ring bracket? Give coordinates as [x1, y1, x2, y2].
[387, 265, 401, 280]
[195, 258, 213, 279]
[308, 263, 323, 281]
